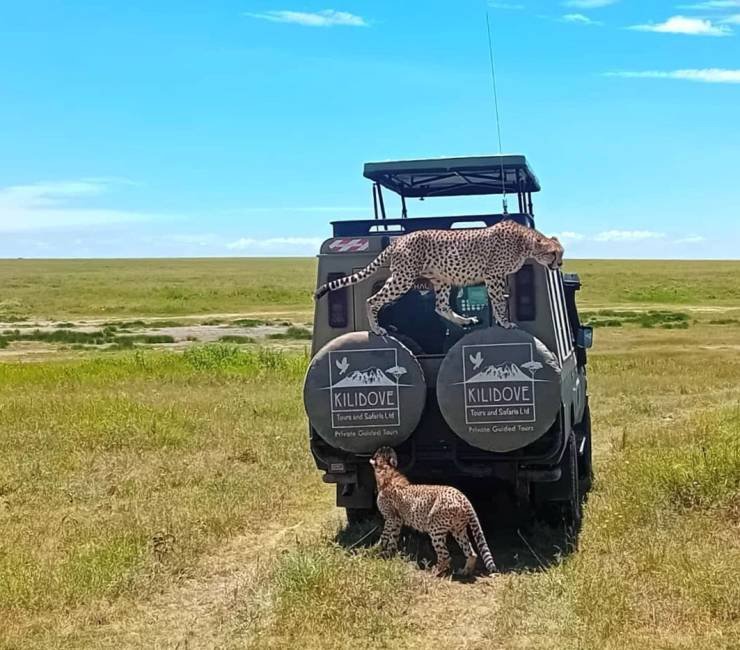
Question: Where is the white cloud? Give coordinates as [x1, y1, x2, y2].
[593, 230, 665, 242]
[721, 13, 740, 23]
[630, 15, 732, 36]
[227, 236, 323, 251]
[673, 235, 707, 244]
[561, 13, 602, 24]
[0, 179, 155, 233]
[678, 1, 740, 8]
[563, 0, 618, 7]
[246, 9, 368, 27]
[606, 68, 740, 83]
[554, 231, 586, 242]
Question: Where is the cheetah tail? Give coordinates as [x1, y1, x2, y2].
[469, 508, 497, 573]
[314, 245, 393, 300]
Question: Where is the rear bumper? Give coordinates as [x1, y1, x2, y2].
[310, 399, 569, 508]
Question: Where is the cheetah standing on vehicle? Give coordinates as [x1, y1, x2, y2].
[370, 447, 497, 576]
[315, 219, 563, 335]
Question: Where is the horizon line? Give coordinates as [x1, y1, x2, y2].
[0, 256, 738, 262]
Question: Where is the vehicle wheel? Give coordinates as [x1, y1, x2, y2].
[564, 431, 582, 537]
[345, 507, 377, 525]
[577, 402, 593, 496]
[532, 429, 582, 536]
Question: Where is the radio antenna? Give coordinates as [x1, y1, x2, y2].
[486, 10, 508, 214]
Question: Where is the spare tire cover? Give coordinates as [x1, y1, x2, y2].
[303, 332, 426, 453]
[436, 328, 561, 452]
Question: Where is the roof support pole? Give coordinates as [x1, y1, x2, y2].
[401, 195, 408, 219]
[372, 183, 380, 220]
[377, 183, 387, 220]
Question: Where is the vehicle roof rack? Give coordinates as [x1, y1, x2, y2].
[363, 154, 540, 199]
[332, 213, 533, 237]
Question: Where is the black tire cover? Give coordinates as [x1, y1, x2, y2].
[436, 327, 561, 452]
[303, 332, 427, 453]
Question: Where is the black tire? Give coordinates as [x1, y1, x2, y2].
[564, 431, 582, 536]
[345, 507, 377, 525]
[577, 401, 593, 496]
[532, 430, 582, 536]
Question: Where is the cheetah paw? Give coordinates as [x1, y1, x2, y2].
[370, 327, 388, 336]
[499, 321, 518, 330]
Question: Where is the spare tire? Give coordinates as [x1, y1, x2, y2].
[436, 327, 561, 453]
[303, 332, 427, 454]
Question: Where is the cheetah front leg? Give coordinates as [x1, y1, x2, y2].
[434, 283, 479, 327]
[378, 516, 402, 557]
[366, 274, 414, 336]
[485, 276, 516, 329]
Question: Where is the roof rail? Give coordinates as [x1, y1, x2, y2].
[332, 213, 533, 237]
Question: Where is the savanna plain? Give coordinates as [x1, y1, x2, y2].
[1, 258, 739, 649]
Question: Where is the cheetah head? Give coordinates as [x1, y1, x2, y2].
[370, 446, 398, 469]
[532, 235, 564, 271]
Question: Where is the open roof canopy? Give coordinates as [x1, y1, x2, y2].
[363, 155, 540, 199]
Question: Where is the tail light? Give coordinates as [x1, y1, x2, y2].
[327, 272, 348, 328]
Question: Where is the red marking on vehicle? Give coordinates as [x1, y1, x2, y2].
[329, 238, 370, 253]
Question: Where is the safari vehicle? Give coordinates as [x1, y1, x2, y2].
[303, 155, 594, 529]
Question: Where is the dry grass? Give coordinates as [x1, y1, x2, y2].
[0, 258, 739, 648]
[241, 541, 416, 649]
[0, 347, 320, 648]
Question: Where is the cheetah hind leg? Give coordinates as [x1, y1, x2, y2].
[366, 274, 415, 336]
[434, 284, 479, 327]
[485, 276, 517, 329]
[429, 531, 452, 577]
[452, 529, 478, 577]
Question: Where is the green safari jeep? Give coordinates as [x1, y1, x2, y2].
[302, 155, 594, 530]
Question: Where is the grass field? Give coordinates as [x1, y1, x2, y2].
[1, 258, 739, 649]
[2, 258, 740, 322]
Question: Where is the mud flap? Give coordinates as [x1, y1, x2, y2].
[436, 327, 562, 452]
[303, 331, 427, 454]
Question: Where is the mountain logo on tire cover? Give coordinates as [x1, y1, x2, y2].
[327, 349, 408, 429]
[461, 342, 545, 425]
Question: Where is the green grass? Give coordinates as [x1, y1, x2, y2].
[0, 347, 318, 647]
[232, 318, 271, 327]
[1, 258, 739, 648]
[1, 258, 738, 322]
[490, 406, 740, 649]
[267, 326, 313, 340]
[0, 328, 175, 348]
[245, 543, 414, 648]
[0, 258, 316, 320]
[564, 260, 740, 307]
[218, 335, 257, 344]
[581, 309, 690, 329]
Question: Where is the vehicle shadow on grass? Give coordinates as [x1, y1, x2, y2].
[334, 500, 580, 579]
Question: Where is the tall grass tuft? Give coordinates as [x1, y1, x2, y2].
[248, 543, 414, 647]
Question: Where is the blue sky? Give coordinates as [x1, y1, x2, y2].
[1, 0, 738, 259]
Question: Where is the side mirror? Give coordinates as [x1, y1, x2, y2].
[577, 326, 593, 349]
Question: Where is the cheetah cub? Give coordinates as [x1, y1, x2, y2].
[370, 447, 497, 577]
[315, 219, 563, 335]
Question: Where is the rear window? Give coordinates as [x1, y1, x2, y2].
[327, 272, 348, 328]
[515, 265, 536, 321]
